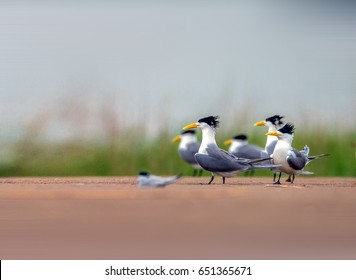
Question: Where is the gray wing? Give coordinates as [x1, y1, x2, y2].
[287, 148, 308, 170]
[195, 145, 250, 172]
[178, 142, 199, 164]
[234, 144, 264, 160]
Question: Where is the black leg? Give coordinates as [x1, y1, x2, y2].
[274, 172, 282, 185]
[208, 175, 215, 185]
[291, 174, 295, 184]
[222, 177, 225, 184]
[273, 173, 276, 182]
[286, 175, 291, 182]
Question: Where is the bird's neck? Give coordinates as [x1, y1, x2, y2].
[267, 125, 278, 133]
[275, 136, 293, 151]
[265, 135, 277, 150]
[199, 127, 217, 154]
[265, 125, 279, 150]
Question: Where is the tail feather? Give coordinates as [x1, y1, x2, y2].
[248, 163, 281, 170]
[167, 174, 183, 183]
[308, 154, 330, 161]
[248, 157, 272, 164]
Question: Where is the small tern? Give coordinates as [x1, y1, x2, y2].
[137, 172, 182, 188]
[172, 130, 203, 176]
[266, 123, 330, 185]
[183, 116, 278, 185]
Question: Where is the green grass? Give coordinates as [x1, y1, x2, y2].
[0, 127, 354, 177]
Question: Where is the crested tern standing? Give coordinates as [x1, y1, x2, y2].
[224, 134, 264, 159]
[183, 116, 277, 185]
[254, 115, 284, 181]
[224, 134, 265, 176]
[254, 115, 284, 157]
[172, 130, 203, 176]
[266, 123, 330, 185]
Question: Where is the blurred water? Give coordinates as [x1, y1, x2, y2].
[0, 1, 355, 140]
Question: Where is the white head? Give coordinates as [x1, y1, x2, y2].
[224, 134, 249, 152]
[266, 123, 295, 144]
[254, 115, 284, 132]
[172, 130, 198, 149]
[183, 116, 219, 154]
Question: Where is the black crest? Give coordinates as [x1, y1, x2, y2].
[198, 116, 220, 128]
[279, 123, 295, 135]
[233, 134, 248, 140]
[139, 171, 150, 176]
[266, 115, 284, 126]
[182, 130, 196, 135]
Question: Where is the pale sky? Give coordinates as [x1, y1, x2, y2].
[0, 1, 355, 139]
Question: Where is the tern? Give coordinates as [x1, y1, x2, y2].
[254, 115, 284, 157]
[172, 130, 203, 176]
[266, 123, 330, 185]
[254, 115, 285, 181]
[137, 172, 182, 188]
[183, 116, 278, 185]
[224, 134, 264, 160]
[224, 134, 265, 176]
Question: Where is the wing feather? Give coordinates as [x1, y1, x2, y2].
[287, 148, 308, 170]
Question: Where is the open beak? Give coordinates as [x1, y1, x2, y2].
[266, 131, 280, 137]
[254, 120, 266, 126]
[171, 135, 182, 143]
[183, 123, 199, 130]
[224, 139, 233, 146]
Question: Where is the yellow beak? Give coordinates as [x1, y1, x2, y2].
[172, 135, 182, 143]
[254, 120, 266, 126]
[265, 131, 280, 137]
[224, 139, 233, 146]
[183, 123, 199, 130]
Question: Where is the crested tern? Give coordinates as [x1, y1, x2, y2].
[254, 115, 284, 181]
[224, 134, 265, 176]
[137, 172, 182, 188]
[183, 116, 278, 185]
[224, 134, 264, 160]
[254, 115, 284, 157]
[172, 130, 203, 176]
[266, 123, 330, 185]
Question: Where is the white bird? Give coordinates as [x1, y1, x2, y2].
[254, 115, 284, 157]
[172, 130, 203, 176]
[137, 172, 182, 188]
[266, 123, 330, 185]
[254, 115, 285, 181]
[183, 116, 278, 185]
